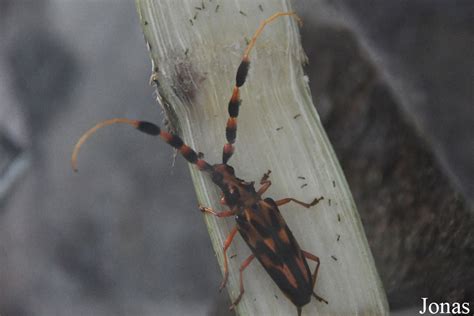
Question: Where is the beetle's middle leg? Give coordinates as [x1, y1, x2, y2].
[275, 196, 324, 208]
[219, 226, 239, 291]
[302, 250, 328, 305]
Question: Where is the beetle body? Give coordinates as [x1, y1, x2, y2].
[72, 12, 327, 316]
[237, 198, 314, 307]
[196, 161, 326, 314]
[210, 164, 315, 307]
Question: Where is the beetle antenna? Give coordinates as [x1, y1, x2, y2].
[71, 118, 211, 172]
[222, 12, 301, 164]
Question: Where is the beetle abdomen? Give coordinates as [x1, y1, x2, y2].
[236, 199, 313, 307]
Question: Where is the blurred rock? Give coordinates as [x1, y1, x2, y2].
[300, 1, 474, 310]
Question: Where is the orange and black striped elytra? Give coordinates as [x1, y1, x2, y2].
[72, 12, 327, 316]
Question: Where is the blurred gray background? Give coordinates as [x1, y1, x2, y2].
[0, 1, 472, 315]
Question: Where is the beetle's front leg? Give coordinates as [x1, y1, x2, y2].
[199, 206, 235, 218]
[260, 169, 271, 184]
[257, 170, 272, 196]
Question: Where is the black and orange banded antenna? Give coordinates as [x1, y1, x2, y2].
[71, 118, 211, 173]
[71, 12, 300, 172]
[222, 11, 301, 164]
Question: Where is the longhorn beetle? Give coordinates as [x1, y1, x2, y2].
[72, 12, 327, 316]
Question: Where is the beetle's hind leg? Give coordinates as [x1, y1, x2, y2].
[312, 292, 328, 305]
[229, 254, 255, 311]
[302, 250, 328, 305]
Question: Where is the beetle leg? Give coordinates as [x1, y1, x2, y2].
[260, 170, 272, 184]
[257, 182, 271, 196]
[229, 254, 256, 310]
[312, 292, 329, 305]
[220, 226, 239, 291]
[199, 206, 235, 218]
[302, 250, 328, 305]
[301, 250, 321, 289]
[275, 196, 324, 208]
[257, 170, 272, 195]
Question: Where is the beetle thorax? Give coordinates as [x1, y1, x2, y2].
[210, 164, 259, 209]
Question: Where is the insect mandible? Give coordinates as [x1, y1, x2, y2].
[72, 11, 328, 316]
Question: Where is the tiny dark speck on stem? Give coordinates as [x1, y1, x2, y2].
[215, 4, 219, 13]
[195, 6, 202, 10]
[276, 126, 283, 131]
[337, 214, 341, 222]
[328, 199, 331, 206]
[193, 12, 198, 20]
[189, 19, 193, 26]
[259, 4, 264, 12]
[331, 255, 338, 261]
[144, 20, 148, 25]
[293, 113, 301, 119]
[337, 234, 341, 242]
[300, 183, 308, 189]
[297, 176, 305, 180]
[239, 10, 247, 16]
[332, 180, 336, 187]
